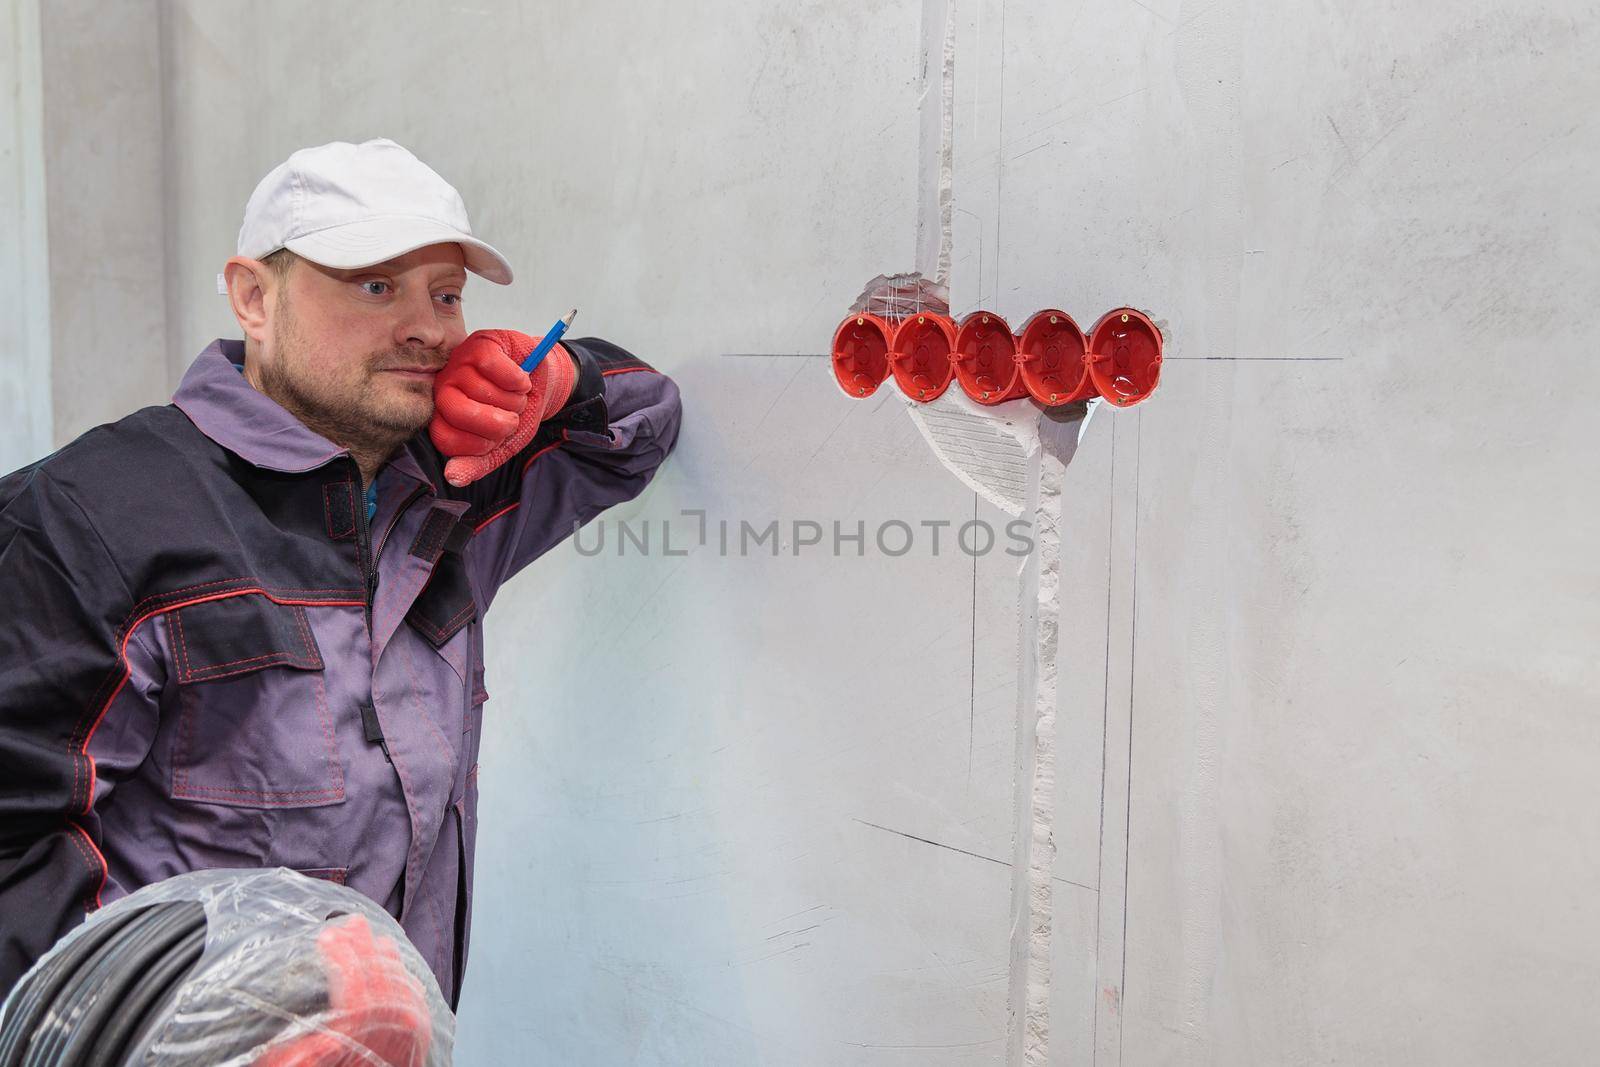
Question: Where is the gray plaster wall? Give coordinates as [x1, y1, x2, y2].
[0, 0, 52, 471]
[999, 2, 1600, 1060]
[4, 0, 1596, 1062]
[37, 0, 170, 446]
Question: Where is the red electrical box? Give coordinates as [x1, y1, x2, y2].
[1017, 309, 1094, 406]
[830, 313, 894, 397]
[1087, 308, 1162, 407]
[953, 311, 1026, 404]
[889, 314, 957, 402]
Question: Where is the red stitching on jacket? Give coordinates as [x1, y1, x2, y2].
[65, 821, 107, 910]
[168, 600, 321, 683]
[171, 606, 192, 681]
[120, 580, 365, 627]
[78, 588, 365, 815]
[174, 784, 345, 800]
[413, 606, 473, 646]
[371, 560, 431, 654]
[465, 439, 568, 534]
[67, 585, 352, 810]
[267, 588, 357, 600]
[172, 682, 190, 795]
[63, 827, 99, 909]
[439, 599, 476, 632]
[518, 440, 563, 477]
[411, 591, 477, 645]
[600, 366, 657, 376]
[472, 502, 520, 533]
[179, 651, 306, 682]
[171, 668, 344, 805]
[167, 602, 341, 806]
[312, 673, 345, 796]
[379, 715, 427, 911]
[290, 605, 323, 668]
[122, 578, 261, 624]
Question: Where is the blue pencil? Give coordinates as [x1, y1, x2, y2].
[521, 309, 578, 372]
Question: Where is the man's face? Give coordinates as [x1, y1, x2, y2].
[251, 244, 470, 452]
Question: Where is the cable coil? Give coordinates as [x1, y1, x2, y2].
[0, 869, 451, 1067]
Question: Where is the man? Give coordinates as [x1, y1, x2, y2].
[0, 138, 683, 1006]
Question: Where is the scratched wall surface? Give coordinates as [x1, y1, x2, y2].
[972, 0, 1600, 1062]
[11, 0, 1594, 1061]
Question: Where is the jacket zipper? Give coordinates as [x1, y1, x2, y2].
[351, 458, 390, 764]
[351, 459, 376, 632]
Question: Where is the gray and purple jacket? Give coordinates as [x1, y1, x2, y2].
[0, 335, 682, 1006]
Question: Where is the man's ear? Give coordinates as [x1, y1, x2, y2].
[224, 257, 274, 346]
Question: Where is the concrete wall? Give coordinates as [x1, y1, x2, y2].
[8, 0, 1598, 1062]
[37, 0, 171, 440]
[0, 0, 52, 471]
[1, 0, 170, 466]
[972, 1, 1600, 1061]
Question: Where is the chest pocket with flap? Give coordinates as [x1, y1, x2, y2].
[164, 593, 345, 809]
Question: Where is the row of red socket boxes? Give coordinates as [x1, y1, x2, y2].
[831, 307, 1163, 407]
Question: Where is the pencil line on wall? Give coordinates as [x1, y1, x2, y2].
[969, 492, 979, 789]
[1118, 408, 1144, 1064]
[1092, 423, 1117, 1066]
[1164, 355, 1343, 361]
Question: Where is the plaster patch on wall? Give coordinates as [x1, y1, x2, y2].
[905, 390, 1098, 519]
[1015, 409, 1092, 1065]
[910, 392, 1029, 517]
[917, 0, 955, 287]
[910, 2, 1098, 1063]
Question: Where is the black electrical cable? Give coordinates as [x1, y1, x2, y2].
[0, 914, 119, 1067]
[0, 904, 150, 1067]
[0, 875, 437, 1067]
[24, 904, 181, 1067]
[51, 903, 207, 1067]
[0, 901, 208, 1067]
[43, 904, 196, 1064]
[86, 918, 206, 1065]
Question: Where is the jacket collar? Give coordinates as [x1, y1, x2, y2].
[173, 339, 438, 490]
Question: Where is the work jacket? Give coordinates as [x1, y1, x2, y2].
[0, 335, 682, 1006]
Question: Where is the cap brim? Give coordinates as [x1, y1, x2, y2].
[284, 217, 513, 284]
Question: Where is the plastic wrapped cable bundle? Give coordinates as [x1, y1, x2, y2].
[0, 868, 452, 1066]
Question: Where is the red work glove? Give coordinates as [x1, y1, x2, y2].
[428, 329, 578, 488]
[253, 913, 432, 1067]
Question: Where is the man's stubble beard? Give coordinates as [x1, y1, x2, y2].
[258, 292, 442, 464]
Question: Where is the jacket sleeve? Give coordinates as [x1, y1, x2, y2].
[0, 466, 136, 999]
[454, 335, 683, 604]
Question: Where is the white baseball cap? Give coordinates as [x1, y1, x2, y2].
[234, 137, 513, 285]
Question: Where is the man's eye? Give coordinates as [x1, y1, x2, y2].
[360, 281, 391, 296]
[438, 292, 462, 307]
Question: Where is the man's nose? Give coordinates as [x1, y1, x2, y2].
[393, 285, 446, 352]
